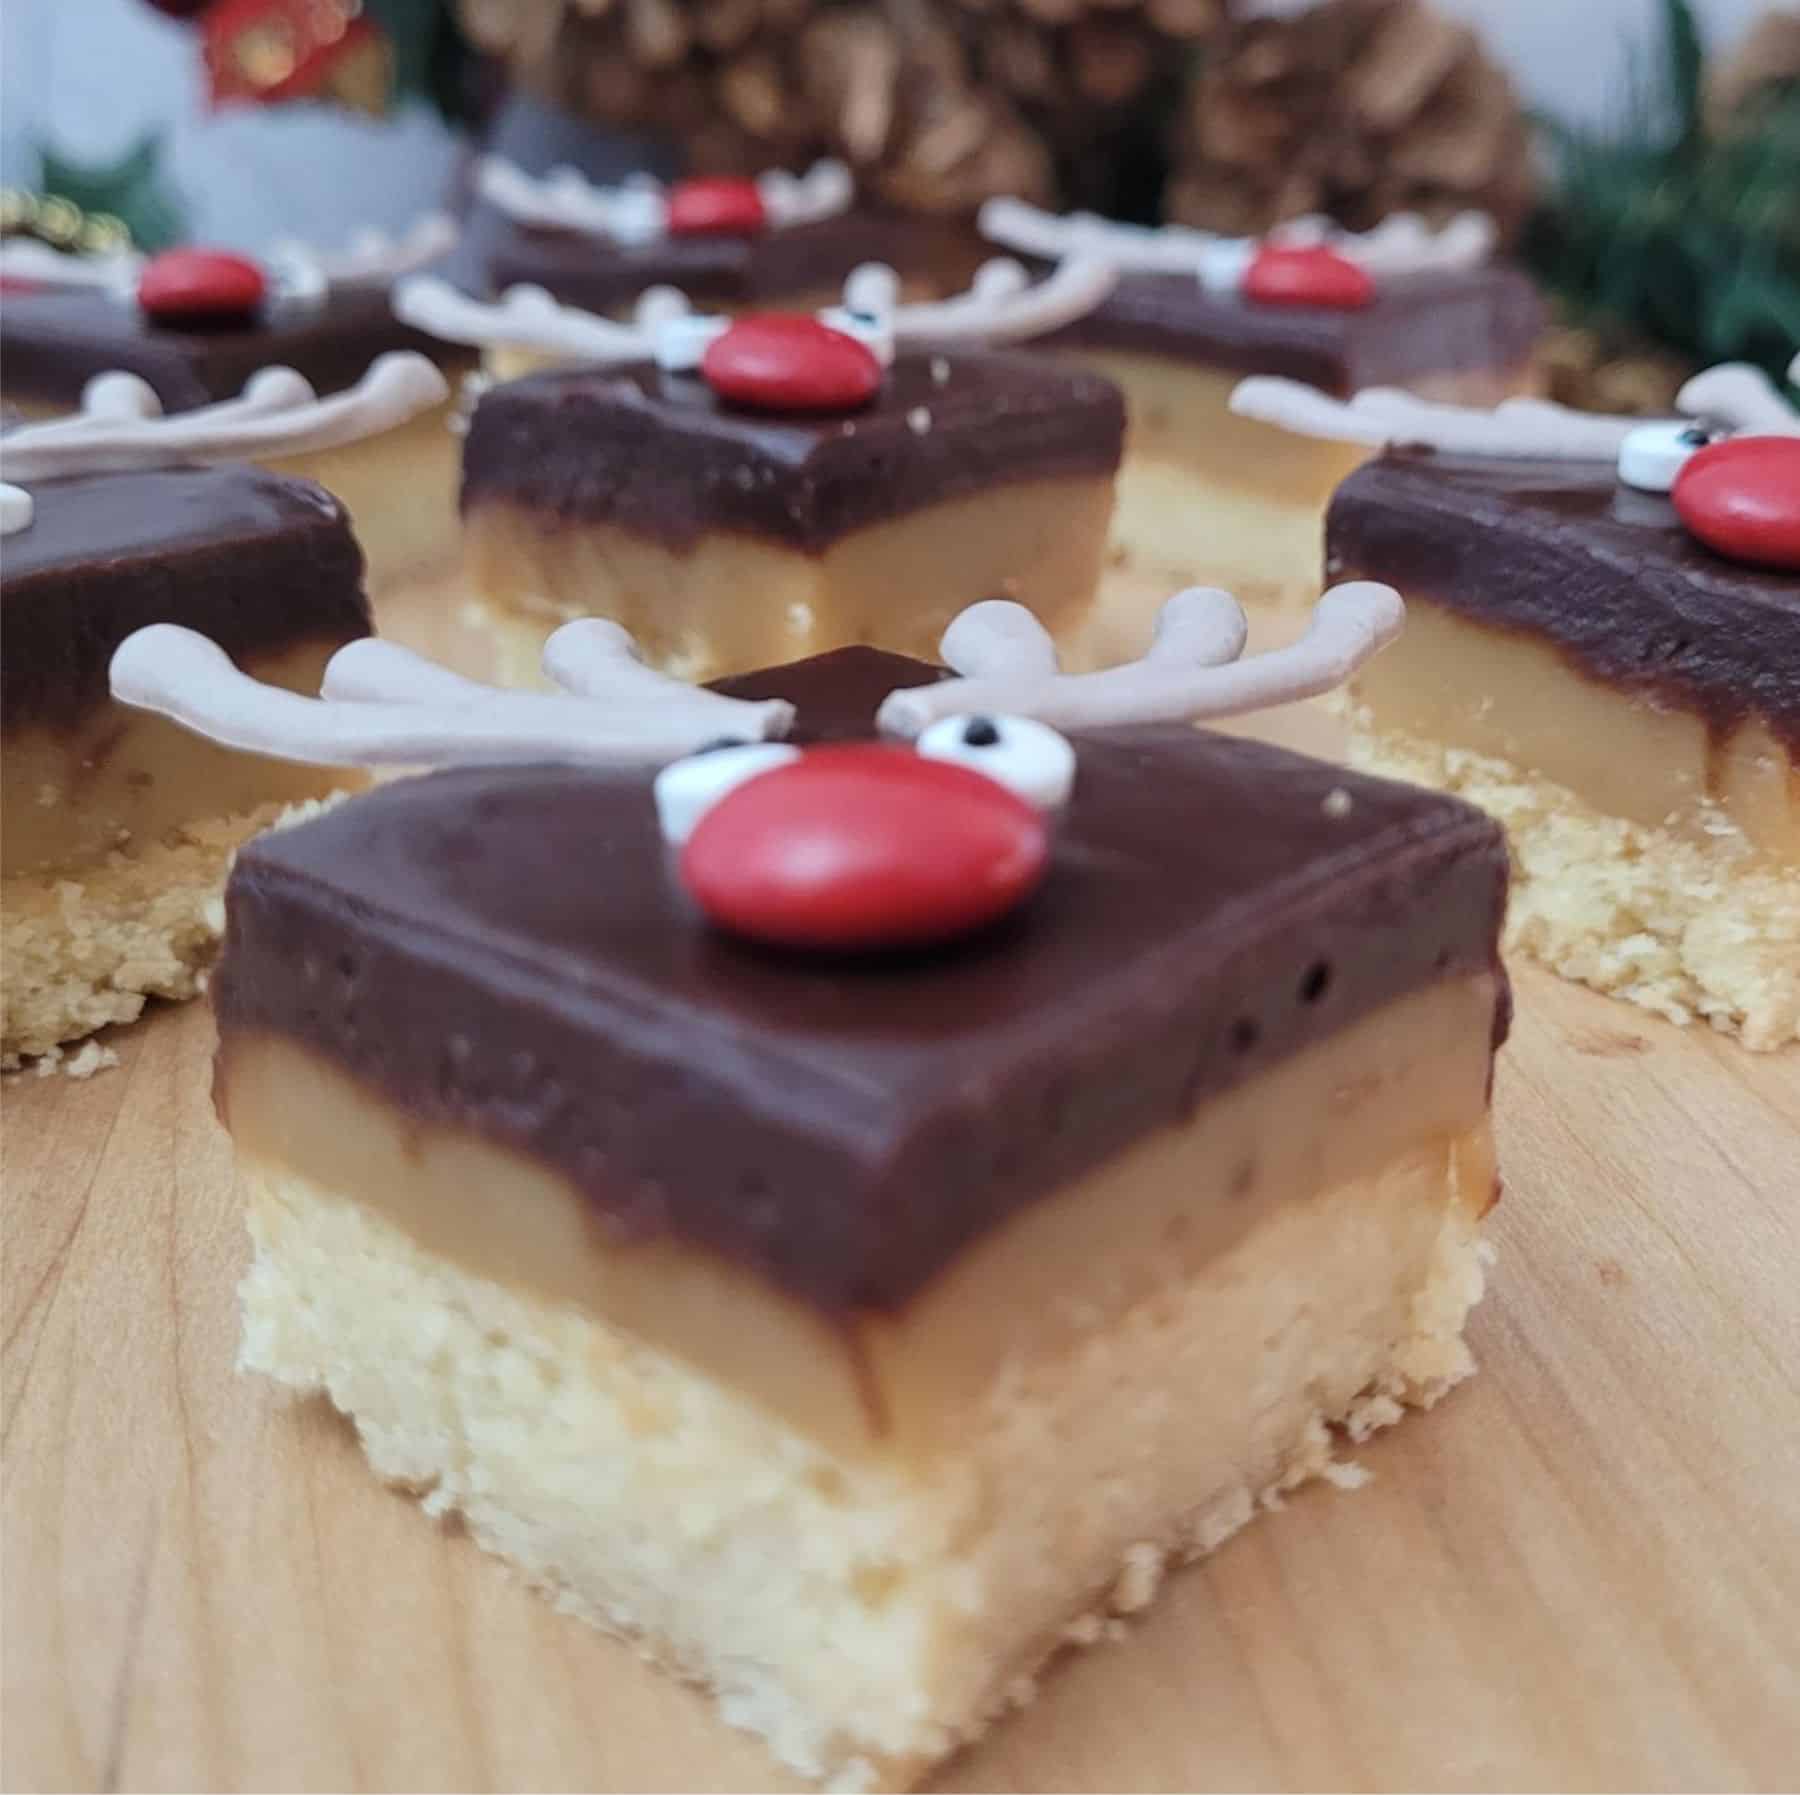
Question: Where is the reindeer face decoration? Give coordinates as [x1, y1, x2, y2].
[475, 157, 853, 249]
[0, 215, 457, 331]
[395, 254, 1117, 415]
[979, 198, 1497, 315]
[108, 581, 1402, 952]
[1233, 353, 1800, 573]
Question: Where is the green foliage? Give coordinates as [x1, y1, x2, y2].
[365, 0, 483, 126]
[1523, 0, 1800, 388]
[37, 134, 188, 251]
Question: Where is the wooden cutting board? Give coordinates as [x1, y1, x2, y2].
[6, 964, 1798, 1794]
[5, 572, 1799, 1790]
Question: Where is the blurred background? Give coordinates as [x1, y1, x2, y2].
[3, 0, 1795, 402]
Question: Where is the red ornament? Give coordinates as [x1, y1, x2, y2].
[701, 314, 883, 414]
[681, 745, 1050, 952]
[1244, 244, 1376, 310]
[1671, 435, 1800, 571]
[203, 0, 391, 114]
[137, 248, 268, 323]
[666, 177, 768, 238]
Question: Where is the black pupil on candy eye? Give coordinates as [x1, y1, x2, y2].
[847, 310, 877, 327]
[962, 717, 1001, 748]
[1679, 426, 1710, 446]
[695, 736, 748, 755]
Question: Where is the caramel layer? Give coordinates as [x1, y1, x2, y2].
[1352, 598, 1800, 866]
[218, 973, 1499, 1461]
[3, 639, 359, 877]
[463, 474, 1114, 681]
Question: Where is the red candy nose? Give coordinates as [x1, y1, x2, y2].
[1671, 435, 1800, 572]
[701, 313, 883, 413]
[1244, 243, 1375, 310]
[137, 248, 267, 322]
[666, 176, 768, 238]
[681, 744, 1050, 952]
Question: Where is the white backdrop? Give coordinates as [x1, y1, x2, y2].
[0, 0, 1775, 254]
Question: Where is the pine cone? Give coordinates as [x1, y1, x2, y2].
[952, 0, 1227, 213]
[462, 0, 1055, 211]
[1166, 0, 1534, 245]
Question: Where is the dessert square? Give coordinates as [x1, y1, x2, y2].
[465, 156, 988, 381]
[460, 351, 1125, 684]
[1, 466, 370, 1064]
[204, 636, 1509, 1786]
[982, 202, 1545, 608]
[1329, 449, 1799, 1047]
[0, 258, 470, 594]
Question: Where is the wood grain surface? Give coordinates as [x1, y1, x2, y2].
[4, 576, 1799, 1791]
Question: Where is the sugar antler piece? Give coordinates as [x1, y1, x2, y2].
[1677, 356, 1800, 437]
[0, 353, 449, 481]
[847, 254, 1118, 346]
[879, 584, 1402, 738]
[111, 620, 794, 770]
[393, 274, 679, 362]
[1228, 379, 1641, 458]
[978, 197, 1495, 283]
[273, 212, 459, 286]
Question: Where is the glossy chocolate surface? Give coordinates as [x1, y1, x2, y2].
[1044, 265, 1545, 394]
[461, 349, 1126, 552]
[1327, 452, 1800, 752]
[214, 646, 1510, 1316]
[3, 465, 370, 730]
[0, 285, 457, 413]
[482, 210, 986, 313]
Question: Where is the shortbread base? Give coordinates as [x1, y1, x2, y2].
[2, 802, 288, 1065]
[238, 1128, 1490, 1788]
[1348, 721, 1800, 1049]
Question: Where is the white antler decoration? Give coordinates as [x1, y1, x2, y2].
[878, 583, 1403, 738]
[110, 618, 795, 769]
[474, 155, 851, 244]
[0, 238, 141, 287]
[840, 254, 1117, 346]
[271, 212, 458, 287]
[1228, 380, 1644, 457]
[1677, 354, 1800, 437]
[979, 197, 1495, 289]
[0, 353, 450, 482]
[392, 274, 686, 361]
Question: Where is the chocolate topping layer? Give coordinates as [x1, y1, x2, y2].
[214, 646, 1510, 1316]
[0, 285, 457, 413]
[3, 465, 370, 730]
[460, 350, 1126, 552]
[1043, 265, 1545, 393]
[1327, 453, 1800, 754]
[482, 210, 987, 313]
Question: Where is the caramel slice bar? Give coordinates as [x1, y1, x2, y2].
[1329, 453, 1799, 1047]
[1042, 265, 1544, 607]
[0, 283, 469, 595]
[459, 352, 1124, 684]
[214, 644, 1509, 1786]
[1, 467, 369, 1065]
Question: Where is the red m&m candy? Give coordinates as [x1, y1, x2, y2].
[701, 313, 882, 414]
[1244, 244, 1375, 311]
[1671, 435, 1800, 572]
[137, 248, 267, 324]
[666, 176, 767, 238]
[680, 744, 1050, 952]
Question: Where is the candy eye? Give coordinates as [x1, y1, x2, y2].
[1619, 420, 1716, 493]
[654, 741, 800, 844]
[815, 304, 895, 367]
[916, 713, 1076, 810]
[654, 312, 731, 373]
